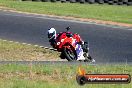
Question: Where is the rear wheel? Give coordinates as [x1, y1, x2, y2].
[90, 0, 95, 4]
[79, 0, 85, 3]
[108, 1, 114, 5]
[32, 0, 41, 1]
[84, 53, 92, 62]
[61, 0, 67, 2]
[87, 0, 95, 4]
[96, 0, 104, 4]
[118, 0, 123, 5]
[127, 0, 132, 5]
[70, 0, 76, 3]
[51, 0, 56, 2]
[41, 0, 49, 2]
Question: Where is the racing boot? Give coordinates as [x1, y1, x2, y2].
[84, 53, 95, 63]
[91, 59, 95, 63]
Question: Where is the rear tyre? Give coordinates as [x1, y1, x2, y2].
[22, 0, 32, 1]
[70, 0, 76, 3]
[104, 0, 108, 3]
[108, 1, 114, 5]
[123, 0, 128, 4]
[32, 0, 41, 1]
[118, 2, 123, 5]
[61, 0, 67, 3]
[96, 0, 104, 4]
[127, 0, 132, 5]
[79, 0, 85, 3]
[51, 0, 56, 2]
[42, 0, 49, 2]
[87, 0, 95, 4]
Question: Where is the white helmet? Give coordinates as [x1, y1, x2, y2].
[48, 28, 56, 40]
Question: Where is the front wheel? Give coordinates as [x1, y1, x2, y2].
[63, 47, 77, 61]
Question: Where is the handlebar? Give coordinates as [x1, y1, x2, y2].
[66, 27, 70, 32]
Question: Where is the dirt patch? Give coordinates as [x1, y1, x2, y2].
[0, 6, 132, 28]
[0, 40, 61, 61]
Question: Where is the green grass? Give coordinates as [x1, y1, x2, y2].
[0, 64, 131, 88]
[0, 0, 132, 24]
[0, 39, 60, 60]
[0, 39, 132, 87]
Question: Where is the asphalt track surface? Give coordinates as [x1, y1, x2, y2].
[0, 10, 132, 64]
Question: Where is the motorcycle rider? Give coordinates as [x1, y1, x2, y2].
[47, 27, 95, 62]
[47, 28, 57, 48]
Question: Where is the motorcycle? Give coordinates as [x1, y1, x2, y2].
[54, 27, 93, 62]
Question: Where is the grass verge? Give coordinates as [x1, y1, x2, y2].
[0, 39, 60, 61]
[0, 0, 132, 24]
[0, 64, 131, 88]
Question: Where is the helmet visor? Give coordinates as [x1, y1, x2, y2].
[48, 31, 55, 39]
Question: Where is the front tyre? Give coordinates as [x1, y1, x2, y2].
[63, 47, 77, 61]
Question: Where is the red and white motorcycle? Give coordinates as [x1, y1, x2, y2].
[48, 27, 95, 62]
